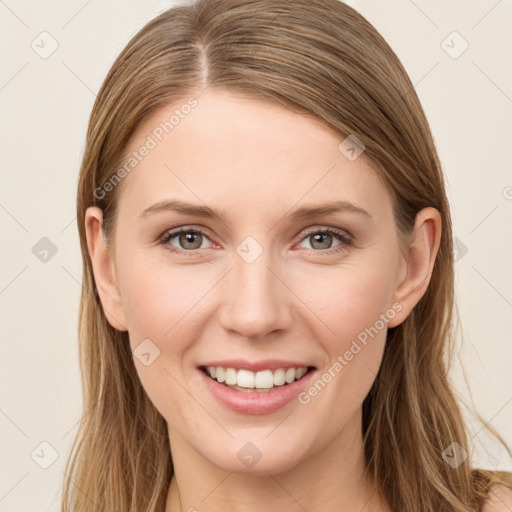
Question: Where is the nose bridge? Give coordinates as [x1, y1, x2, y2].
[219, 238, 292, 338]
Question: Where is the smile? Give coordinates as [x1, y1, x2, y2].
[200, 365, 314, 392]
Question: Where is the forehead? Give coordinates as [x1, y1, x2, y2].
[116, 89, 390, 221]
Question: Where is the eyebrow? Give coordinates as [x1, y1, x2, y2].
[138, 199, 371, 222]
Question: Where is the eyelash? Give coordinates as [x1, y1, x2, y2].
[158, 226, 353, 257]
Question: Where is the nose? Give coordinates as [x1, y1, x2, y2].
[218, 247, 294, 340]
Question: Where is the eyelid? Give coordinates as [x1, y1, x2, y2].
[295, 226, 352, 243]
[159, 224, 353, 254]
[158, 225, 217, 249]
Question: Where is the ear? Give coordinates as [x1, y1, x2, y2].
[387, 207, 442, 328]
[84, 206, 128, 331]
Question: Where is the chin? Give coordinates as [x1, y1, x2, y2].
[196, 430, 314, 476]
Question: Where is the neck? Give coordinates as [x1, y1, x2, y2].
[165, 409, 391, 512]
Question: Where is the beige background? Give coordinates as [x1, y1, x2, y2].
[0, 0, 511, 510]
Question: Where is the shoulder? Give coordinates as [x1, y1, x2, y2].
[480, 484, 512, 512]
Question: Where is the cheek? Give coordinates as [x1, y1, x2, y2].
[292, 254, 398, 351]
[118, 237, 399, 348]
[116, 253, 209, 419]
[116, 248, 197, 337]
[289, 249, 397, 407]
[294, 265, 393, 426]
[115, 241, 395, 440]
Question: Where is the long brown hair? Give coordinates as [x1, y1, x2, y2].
[63, 0, 512, 510]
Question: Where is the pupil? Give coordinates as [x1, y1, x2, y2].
[312, 233, 331, 249]
[181, 232, 201, 249]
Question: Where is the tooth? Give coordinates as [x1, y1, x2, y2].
[285, 368, 296, 384]
[237, 369, 255, 388]
[255, 370, 274, 389]
[273, 368, 286, 386]
[225, 367, 237, 385]
[295, 367, 307, 379]
[210, 365, 309, 388]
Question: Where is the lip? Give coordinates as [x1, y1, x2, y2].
[199, 359, 313, 372]
[198, 365, 317, 415]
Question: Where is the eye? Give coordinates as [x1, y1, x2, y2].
[159, 227, 215, 253]
[296, 228, 352, 255]
[158, 226, 352, 256]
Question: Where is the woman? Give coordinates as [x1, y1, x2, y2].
[62, 0, 512, 510]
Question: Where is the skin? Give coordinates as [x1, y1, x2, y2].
[85, 89, 441, 512]
[482, 485, 512, 512]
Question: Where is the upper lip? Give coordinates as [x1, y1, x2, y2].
[199, 359, 315, 372]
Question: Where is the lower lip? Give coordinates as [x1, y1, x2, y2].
[198, 367, 316, 415]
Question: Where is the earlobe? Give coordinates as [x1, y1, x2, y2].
[84, 207, 128, 332]
[387, 207, 442, 328]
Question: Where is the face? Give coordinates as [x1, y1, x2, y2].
[88, 88, 421, 475]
